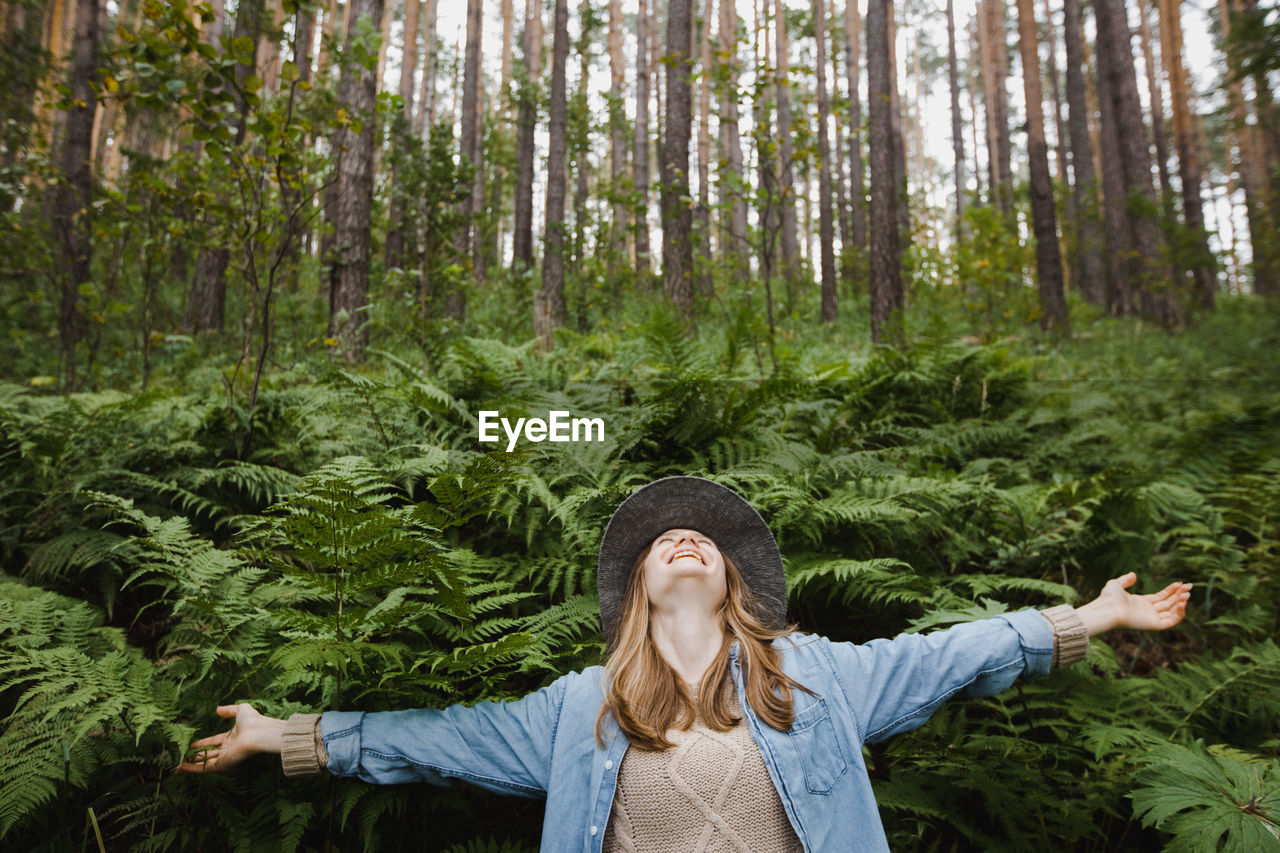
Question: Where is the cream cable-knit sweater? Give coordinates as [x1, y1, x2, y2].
[281, 607, 1091, 841]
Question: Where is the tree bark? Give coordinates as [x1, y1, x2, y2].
[415, 0, 439, 136]
[384, 0, 422, 271]
[1158, 0, 1216, 308]
[718, 0, 748, 277]
[662, 0, 695, 319]
[695, 0, 713, 294]
[608, 0, 629, 281]
[946, 0, 965, 237]
[445, 0, 482, 321]
[1062, 0, 1106, 305]
[187, 0, 262, 335]
[1015, 0, 1069, 333]
[844, 0, 866, 255]
[634, 0, 652, 281]
[54, 0, 98, 389]
[1095, 0, 1170, 321]
[867, 0, 902, 344]
[814, 0, 836, 321]
[512, 0, 543, 275]
[774, 0, 799, 284]
[535, 0, 569, 350]
[327, 0, 385, 357]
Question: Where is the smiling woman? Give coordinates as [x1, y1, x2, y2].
[176, 476, 1191, 853]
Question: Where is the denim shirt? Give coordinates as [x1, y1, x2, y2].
[320, 607, 1056, 852]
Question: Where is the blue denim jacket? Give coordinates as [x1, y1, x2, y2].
[321, 608, 1056, 852]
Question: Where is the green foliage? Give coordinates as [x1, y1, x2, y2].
[1130, 740, 1280, 851]
[1, 298, 1279, 848]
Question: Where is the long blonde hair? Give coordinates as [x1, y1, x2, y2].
[594, 542, 813, 750]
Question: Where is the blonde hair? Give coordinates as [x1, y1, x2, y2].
[594, 542, 813, 751]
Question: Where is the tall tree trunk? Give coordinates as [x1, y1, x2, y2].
[54, 0, 98, 389]
[1158, 0, 1216, 308]
[695, 0, 713, 294]
[662, 0, 695, 318]
[814, 0, 836, 321]
[512, 0, 543, 275]
[1042, 0, 1073, 287]
[1218, 0, 1271, 295]
[327, 0, 384, 356]
[774, 0, 799, 284]
[968, 16, 985, 202]
[832, 28, 850, 254]
[887, 2, 909, 248]
[1015, 0, 1069, 333]
[1062, 0, 1106, 305]
[385, 0, 422, 271]
[535, 0, 569, 349]
[445, 0, 481, 320]
[415, 0, 439, 136]
[718, 0, 748, 277]
[1137, 0, 1173, 204]
[608, 0, 629, 284]
[991, 0, 1012, 220]
[187, 0, 262, 335]
[867, 0, 902, 344]
[1095, 0, 1170, 321]
[259, 0, 283, 93]
[755, 0, 781, 293]
[946, 0, 966, 237]
[634, 0, 652, 281]
[844, 0, 866, 255]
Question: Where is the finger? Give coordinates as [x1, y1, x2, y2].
[216, 705, 240, 717]
[189, 733, 227, 748]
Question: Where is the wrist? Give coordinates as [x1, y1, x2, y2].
[251, 717, 288, 755]
[1075, 598, 1120, 637]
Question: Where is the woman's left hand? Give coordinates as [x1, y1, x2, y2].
[1078, 572, 1192, 636]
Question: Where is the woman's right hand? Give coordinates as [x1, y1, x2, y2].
[175, 703, 285, 774]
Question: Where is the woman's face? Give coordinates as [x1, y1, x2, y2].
[642, 528, 727, 611]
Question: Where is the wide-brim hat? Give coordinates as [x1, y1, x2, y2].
[597, 476, 787, 650]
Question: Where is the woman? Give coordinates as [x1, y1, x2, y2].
[177, 476, 1191, 852]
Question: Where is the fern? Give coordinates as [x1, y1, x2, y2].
[1130, 740, 1280, 851]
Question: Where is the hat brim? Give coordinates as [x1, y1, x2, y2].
[597, 476, 787, 649]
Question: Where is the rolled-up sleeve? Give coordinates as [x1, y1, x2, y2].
[823, 608, 1055, 744]
[320, 674, 569, 797]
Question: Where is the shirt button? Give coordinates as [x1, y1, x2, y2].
[590, 826, 598, 836]
[604, 760, 613, 770]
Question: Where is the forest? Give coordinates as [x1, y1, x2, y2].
[1, 0, 1279, 849]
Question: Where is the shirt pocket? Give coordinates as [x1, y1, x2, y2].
[785, 696, 849, 794]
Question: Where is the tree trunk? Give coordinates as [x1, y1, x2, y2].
[662, 0, 695, 318]
[695, 0, 713, 295]
[1015, 0, 1069, 333]
[867, 0, 902, 344]
[384, 0, 422, 271]
[1062, 0, 1106, 305]
[415, 0, 439, 136]
[535, 0, 569, 350]
[718, 0, 748, 278]
[445, 0, 481, 320]
[1042, 0, 1073, 272]
[990, 0, 1012, 220]
[1158, 0, 1216, 308]
[54, 0, 98, 389]
[887, 1, 909, 247]
[946, 0, 965, 237]
[188, 0, 262, 335]
[634, 0, 652, 281]
[608, 0, 629, 282]
[327, 0, 384, 357]
[968, 16, 984, 202]
[814, 0, 836, 321]
[1137, 0, 1173, 205]
[832, 28, 850, 253]
[774, 0, 799, 284]
[844, 0, 866, 255]
[1095, 0, 1170, 321]
[512, 0, 544, 275]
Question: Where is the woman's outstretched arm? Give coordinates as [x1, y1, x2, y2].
[822, 572, 1191, 744]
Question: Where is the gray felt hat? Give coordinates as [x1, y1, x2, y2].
[596, 476, 787, 650]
